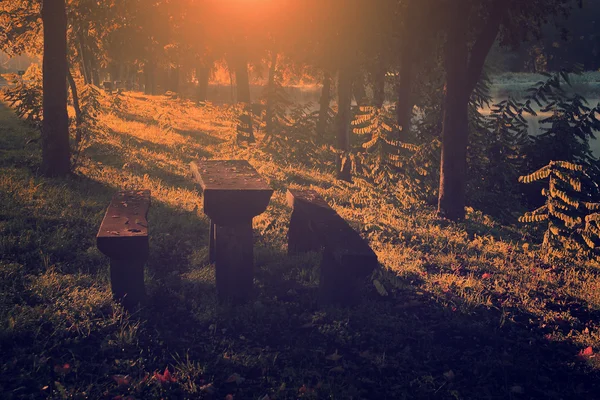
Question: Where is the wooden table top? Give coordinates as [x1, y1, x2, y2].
[190, 160, 271, 192]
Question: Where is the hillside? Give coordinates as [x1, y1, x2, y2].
[1, 92, 600, 399]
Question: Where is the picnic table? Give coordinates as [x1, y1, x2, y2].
[190, 160, 273, 303]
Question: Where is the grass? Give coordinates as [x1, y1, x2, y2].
[2, 91, 600, 399]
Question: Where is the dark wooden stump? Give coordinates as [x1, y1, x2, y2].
[190, 160, 273, 303]
[97, 190, 150, 310]
[286, 189, 378, 305]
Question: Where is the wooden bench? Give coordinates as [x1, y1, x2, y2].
[287, 189, 378, 305]
[97, 190, 150, 310]
[190, 160, 273, 303]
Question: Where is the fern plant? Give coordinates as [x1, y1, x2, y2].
[72, 84, 103, 169]
[352, 105, 414, 185]
[519, 161, 600, 260]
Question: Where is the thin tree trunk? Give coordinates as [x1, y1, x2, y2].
[196, 64, 210, 102]
[316, 70, 332, 140]
[396, 54, 413, 134]
[41, 0, 70, 177]
[353, 74, 368, 107]
[372, 61, 386, 109]
[437, 1, 469, 220]
[336, 67, 353, 182]
[265, 51, 278, 136]
[234, 52, 254, 142]
[76, 29, 90, 85]
[67, 67, 82, 143]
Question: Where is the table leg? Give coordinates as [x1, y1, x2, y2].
[214, 220, 254, 303]
[209, 220, 216, 263]
[110, 257, 146, 310]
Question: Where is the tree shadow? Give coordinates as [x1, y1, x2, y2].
[174, 128, 227, 147]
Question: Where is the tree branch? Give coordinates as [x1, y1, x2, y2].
[466, 0, 506, 94]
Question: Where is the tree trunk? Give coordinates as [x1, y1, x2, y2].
[196, 65, 210, 102]
[41, 0, 70, 177]
[169, 66, 180, 93]
[76, 30, 90, 85]
[234, 55, 251, 104]
[90, 55, 100, 86]
[67, 67, 82, 143]
[233, 52, 254, 142]
[353, 74, 368, 107]
[437, 0, 504, 221]
[265, 51, 278, 136]
[437, 2, 469, 220]
[372, 61, 386, 109]
[144, 61, 156, 95]
[396, 54, 414, 134]
[336, 67, 353, 182]
[316, 70, 332, 140]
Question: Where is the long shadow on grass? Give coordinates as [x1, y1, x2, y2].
[136, 241, 600, 400]
[174, 128, 227, 147]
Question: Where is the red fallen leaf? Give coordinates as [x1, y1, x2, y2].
[579, 346, 594, 358]
[482, 273, 492, 279]
[154, 367, 177, 384]
[452, 307, 457, 312]
[225, 395, 234, 400]
[54, 363, 71, 374]
[113, 375, 132, 387]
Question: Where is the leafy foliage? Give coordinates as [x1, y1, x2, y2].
[519, 161, 600, 260]
[2, 63, 43, 131]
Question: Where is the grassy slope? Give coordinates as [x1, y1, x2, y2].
[2, 92, 600, 399]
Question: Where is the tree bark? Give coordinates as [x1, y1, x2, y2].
[265, 51, 278, 136]
[372, 61, 386, 109]
[196, 64, 210, 102]
[336, 67, 353, 182]
[76, 29, 90, 85]
[233, 51, 254, 142]
[316, 70, 332, 140]
[353, 73, 368, 107]
[41, 0, 70, 177]
[234, 54, 251, 104]
[437, 1, 470, 220]
[396, 53, 413, 134]
[67, 67, 83, 144]
[437, 0, 505, 220]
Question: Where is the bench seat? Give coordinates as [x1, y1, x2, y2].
[97, 190, 150, 309]
[287, 189, 378, 305]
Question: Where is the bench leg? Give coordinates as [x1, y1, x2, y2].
[208, 220, 216, 263]
[288, 209, 319, 255]
[318, 249, 361, 306]
[214, 220, 254, 303]
[110, 257, 146, 310]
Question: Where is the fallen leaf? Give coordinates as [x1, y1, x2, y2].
[154, 367, 176, 385]
[579, 346, 594, 358]
[225, 395, 234, 400]
[113, 374, 131, 387]
[54, 363, 71, 375]
[482, 273, 492, 279]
